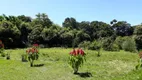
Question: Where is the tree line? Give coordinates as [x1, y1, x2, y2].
[0, 13, 141, 51]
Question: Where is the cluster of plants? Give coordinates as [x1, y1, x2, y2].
[78, 36, 137, 52]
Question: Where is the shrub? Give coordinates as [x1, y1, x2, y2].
[21, 53, 28, 62]
[6, 53, 10, 60]
[102, 37, 119, 51]
[26, 44, 39, 67]
[69, 48, 86, 74]
[78, 41, 91, 49]
[1, 52, 5, 57]
[122, 37, 137, 52]
[110, 43, 120, 51]
[114, 36, 130, 50]
[88, 40, 101, 50]
[114, 36, 125, 49]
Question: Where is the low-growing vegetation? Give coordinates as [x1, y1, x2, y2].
[0, 48, 141, 80]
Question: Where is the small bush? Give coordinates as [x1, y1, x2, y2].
[21, 54, 28, 62]
[102, 37, 119, 51]
[88, 40, 101, 50]
[114, 36, 125, 49]
[1, 52, 5, 57]
[78, 41, 91, 49]
[6, 53, 10, 60]
[111, 43, 120, 51]
[122, 37, 137, 52]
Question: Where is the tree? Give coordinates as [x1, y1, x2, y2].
[40, 24, 60, 47]
[90, 21, 114, 40]
[134, 25, 142, 50]
[110, 19, 117, 25]
[112, 21, 133, 36]
[0, 21, 21, 48]
[73, 30, 91, 47]
[28, 25, 43, 44]
[63, 17, 78, 29]
[60, 30, 75, 47]
[32, 13, 52, 28]
[18, 15, 32, 22]
[19, 22, 32, 47]
[78, 21, 92, 35]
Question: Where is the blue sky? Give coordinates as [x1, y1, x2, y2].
[0, 0, 142, 26]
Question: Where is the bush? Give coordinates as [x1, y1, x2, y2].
[1, 52, 5, 57]
[122, 37, 137, 52]
[114, 36, 125, 49]
[21, 54, 28, 62]
[88, 40, 101, 50]
[102, 37, 119, 51]
[78, 41, 91, 49]
[114, 36, 130, 50]
[110, 43, 120, 51]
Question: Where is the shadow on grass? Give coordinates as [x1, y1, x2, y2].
[74, 72, 92, 78]
[33, 64, 44, 67]
[22, 60, 28, 62]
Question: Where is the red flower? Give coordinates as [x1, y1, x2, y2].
[26, 49, 29, 53]
[72, 49, 76, 55]
[0, 40, 2, 44]
[69, 49, 76, 56]
[33, 44, 39, 47]
[1, 44, 4, 48]
[70, 51, 73, 55]
[139, 52, 142, 58]
[69, 48, 85, 56]
[76, 49, 79, 55]
[79, 49, 84, 56]
[26, 48, 39, 54]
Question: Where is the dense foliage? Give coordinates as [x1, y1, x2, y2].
[0, 13, 140, 51]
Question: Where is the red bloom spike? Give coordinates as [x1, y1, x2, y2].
[139, 52, 142, 58]
[70, 51, 73, 55]
[76, 49, 79, 55]
[72, 49, 76, 55]
[0, 40, 2, 44]
[33, 44, 39, 47]
[79, 49, 84, 56]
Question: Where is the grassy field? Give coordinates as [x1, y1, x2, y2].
[0, 48, 142, 80]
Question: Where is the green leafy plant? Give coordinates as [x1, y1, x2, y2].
[136, 51, 142, 70]
[78, 41, 91, 49]
[69, 48, 86, 74]
[26, 44, 39, 67]
[6, 53, 10, 60]
[122, 37, 137, 52]
[21, 53, 28, 62]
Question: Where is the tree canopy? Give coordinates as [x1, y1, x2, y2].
[0, 13, 140, 51]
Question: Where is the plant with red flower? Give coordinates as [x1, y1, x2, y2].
[26, 44, 39, 67]
[136, 51, 142, 69]
[69, 48, 86, 74]
[33, 44, 39, 48]
[0, 40, 5, 57]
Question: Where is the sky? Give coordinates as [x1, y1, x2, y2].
[0, 0, 142, 26]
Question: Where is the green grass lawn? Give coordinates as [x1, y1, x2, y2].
[0, 48, 142, 80]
